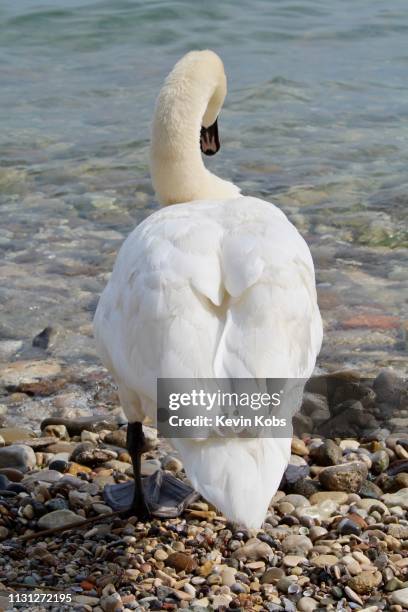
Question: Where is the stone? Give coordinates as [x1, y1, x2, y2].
[0, 468, 24, 482]
[297, 596, 318, 611]
[70, 443, 117, 466]
[337, 517, 363, 536]
[291, 438, 308, 456]
[281, 535, 313, 555]
[309, 491, 348, 505]
[282, 555, 306, 567]
[301, 392, 329, 417]
[319, 462, 368, 493]
[388, 524, 408, 539]
[357, 498, 388, 513]
[162, 455, 183, 472]
[154, 549, 168, 562]
[48, 459, 69, 473]
[296, 499, 338, 521]
[371, 450, 390, 474]
[360, 480, 383, 499]
[45, 442, 77, 454]
[260, 567, 284, 584]
[309, 439, 343, 466]
[38, 509, 86, 529]
[67, 462, 92, 475]
[309, 526, 328, 541]
[312, 554, 339, 567]
[382, 489, 408, 509]
[166, 552, 197, 573]
[340, 439, 360, 450]
[373, 370, 405, 405]
[391, 588, 408, 607]
[0, 427, 36, 444]
[341, 314, 400, 330]
[280, 494, 310, 508]
[43, 424, 69, 440]
[23, 470, 63, 485]
[231, 539, 273, 561]
[348, 571, 382, 594]
[103, 429, 127, 448]
[291, 478, 320, 498]
[0, 526, 9, 540]
[81, 430, 100, 444]
[0, 444, 36, 471]
[73, 595, 101, 606]
[220, 567, 236, 586]
[41, 416, 118, 436]
[211, 594, 232, 609]
[104, 460, 132, 474]
[0, 340, 22, 360]
[0, 360, 61, 389]
[100, 592, 123, 612]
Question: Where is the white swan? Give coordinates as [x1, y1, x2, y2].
[93, 50, 323, 529]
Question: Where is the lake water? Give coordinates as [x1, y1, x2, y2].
[0, 0, 407, 376]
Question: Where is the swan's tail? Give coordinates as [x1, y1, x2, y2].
[171, 436, 291, 529]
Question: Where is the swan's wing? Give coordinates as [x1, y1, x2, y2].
[94, 196, 322, 406]
[93, 201, 226, 408]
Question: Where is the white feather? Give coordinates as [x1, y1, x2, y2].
[93, 51, 323, 528]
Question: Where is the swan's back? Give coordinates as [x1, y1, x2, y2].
[94, 196, 322, 527]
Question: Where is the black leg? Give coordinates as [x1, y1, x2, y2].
[126, 422, 151, 520]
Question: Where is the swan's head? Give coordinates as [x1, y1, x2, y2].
[150, 50, 240, 205]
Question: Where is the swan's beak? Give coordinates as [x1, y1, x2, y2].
[200, 119, 220, 156]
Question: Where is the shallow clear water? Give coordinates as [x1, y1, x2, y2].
[0, 0, 407, 374]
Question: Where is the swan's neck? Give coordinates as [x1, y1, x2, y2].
[149, 67, 239, 205]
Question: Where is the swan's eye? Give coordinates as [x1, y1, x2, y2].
[200, 119, 220, 156]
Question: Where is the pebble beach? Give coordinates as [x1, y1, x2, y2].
[0, 360, 407, 611]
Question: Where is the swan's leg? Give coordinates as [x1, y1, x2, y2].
[103, 385, 199, 517]
[125, 421, 150, 519]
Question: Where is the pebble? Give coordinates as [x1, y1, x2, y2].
[309, 491, 348, 505]
[282, 555, 306, 567]
[166, 552, 197, 572]
[70, 443, 117, 466]
[162, 455, 183, 472]
[291, 438, 309, 456]
[41, 416, 119, 436]
[0, 427, 36, 443]
[260, 568, 285, 584]
[0, 443, 37, 471]
[231, 538, 274, 560]
[382, 488, 408, 509]
[310, 439, 343, 465]
[312, 554, 339, 567]
[100, 592, 123, 612]
[0, 360, 61, 387]
[296, 499, 338, 521]
[43, 424, 69, 440]
[338, 517, 363, 535]
[37, 509, 87, 529]
[348, 571, 383, 594]
[104, 429, 127, 448]
[297, 596, 318, 611]
[391, 588, 408, 607]
[281, 535, 313, 555]
[319, 461, 368, 492]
